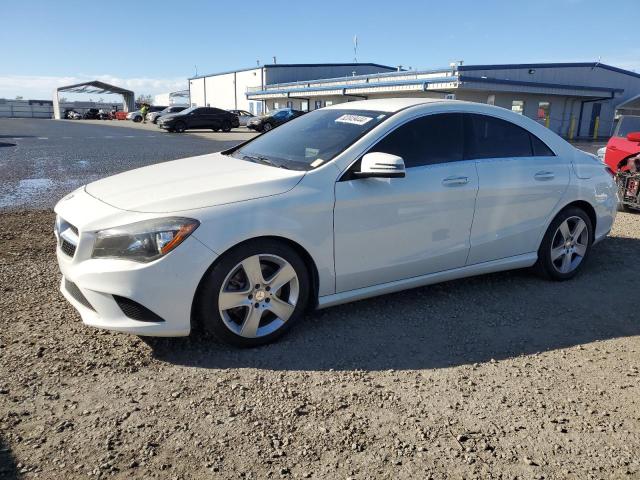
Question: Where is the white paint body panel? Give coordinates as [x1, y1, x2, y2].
[334, 160, 478, 292]
[54, 98, 617, 337]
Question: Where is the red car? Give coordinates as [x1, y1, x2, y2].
[604, 115, 640, 172]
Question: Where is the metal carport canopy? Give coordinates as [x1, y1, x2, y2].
[53, 80, 135, 119]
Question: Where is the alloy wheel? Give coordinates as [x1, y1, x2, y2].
[550, 216, 589, 274]
[218, 254, 299, 338]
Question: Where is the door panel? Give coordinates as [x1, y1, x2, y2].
[334, 161, 479, 293]
[467, 155, 570, 264]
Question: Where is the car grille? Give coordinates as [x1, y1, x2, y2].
[60, 239, 77, 257]
[113, 296, 165, 323]
[64, 279, 95, 311]
[57, 217, 79, 258]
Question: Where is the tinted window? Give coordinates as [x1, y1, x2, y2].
[531, 134, 555, 156]
[369, 113, 464, 168]
[465, 114, 532, 159]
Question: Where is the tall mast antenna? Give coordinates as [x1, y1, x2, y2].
[353, 35, 358, 63]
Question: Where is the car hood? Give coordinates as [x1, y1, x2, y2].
[84, 152, 305, 213]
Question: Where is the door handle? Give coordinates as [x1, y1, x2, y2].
[442, 176, 469, 186]
[534, 171, 555, 181]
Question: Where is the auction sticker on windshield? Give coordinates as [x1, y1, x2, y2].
[335, 114, 374, 126]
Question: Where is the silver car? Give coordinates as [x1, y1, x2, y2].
[147, 105, 189, 124]
[229, 109, 256, 127]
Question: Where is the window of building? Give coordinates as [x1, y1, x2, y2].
[511, 100, 525, 115]
[369, 113, 464, 168]
[256, 103, 263, 115]
[273, 102, 279, 110]
[465, 114, 532, 159]
[301, 100, 309, 112]
[537, 101, 551, 126]
[314, 100, 324, 110]
[249, 102, 255, 115]
[325, 100, 333, 106]
[286, 101, 293, 109]
[487, 94, 495, 106]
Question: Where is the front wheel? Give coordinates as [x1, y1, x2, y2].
[195, 240, 310, 347]
[262, 122, 272, 132]
[174, 122, 186, 133]
[535, 207, 593, 280]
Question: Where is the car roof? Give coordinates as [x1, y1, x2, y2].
[324, 97, 450, 113]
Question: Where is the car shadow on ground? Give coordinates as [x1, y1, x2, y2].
[0, 436, 21, 480]
[147, 235, 640, 372]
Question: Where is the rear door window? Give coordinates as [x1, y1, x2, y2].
[464, 114, 533, 159]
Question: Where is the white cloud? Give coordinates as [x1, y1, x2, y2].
[0, 74, 187, 100]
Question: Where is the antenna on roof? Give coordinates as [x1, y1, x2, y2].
[592, 56, 601, 70]
[273, 56, 277, 64]
[194, 65, 198, 77]
[256, 59, 260, 67]
[353, 35, 358, 63]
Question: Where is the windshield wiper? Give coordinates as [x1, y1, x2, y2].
[242, 155, 290, 170]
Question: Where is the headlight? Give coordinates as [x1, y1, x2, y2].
[92, 217, 199, 262]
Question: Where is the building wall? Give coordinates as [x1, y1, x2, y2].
[189, 64, 395, 113]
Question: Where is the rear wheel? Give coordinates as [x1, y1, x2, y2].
[262, 122, 272, 132]
[174, 121, 186, 133]
[195, 240, 310, 347]
[535, 207, 593, 280]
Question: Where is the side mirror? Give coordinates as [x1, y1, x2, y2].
[354, 152, 406, 179]
[627, 131, 640, 142]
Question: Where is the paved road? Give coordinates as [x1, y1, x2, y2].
[0, 118, 247, 210]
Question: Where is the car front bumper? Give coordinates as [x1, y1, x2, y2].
[54, 189, 217, 337]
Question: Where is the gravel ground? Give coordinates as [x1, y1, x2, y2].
[1, 209, 639, 479]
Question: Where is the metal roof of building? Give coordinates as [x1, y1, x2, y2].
[188, 62, 396, 80]
[56, 80, 133, 95]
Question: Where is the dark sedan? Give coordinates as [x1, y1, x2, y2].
[246, 108, 305, 132]
[158, 107, 240, 133]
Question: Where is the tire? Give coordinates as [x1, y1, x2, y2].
[535, 207, 593, 281]
[262, 122, 272, 132]
[174, 122, 186, 133]
[195, 239, 311, 347]
[211, 128, 220, 132]
[221, 121, 232, 133]
[133, 116, 142, 123]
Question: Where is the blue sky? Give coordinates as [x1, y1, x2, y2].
[2, 0, 639, 98]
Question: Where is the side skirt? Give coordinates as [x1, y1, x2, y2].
[317, 253, 538, 309]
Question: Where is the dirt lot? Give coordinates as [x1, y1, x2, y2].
[1, 210, 639, 480]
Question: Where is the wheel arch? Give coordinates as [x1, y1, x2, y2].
[561, 200, 597, 234]
[190, 235, 320, 333]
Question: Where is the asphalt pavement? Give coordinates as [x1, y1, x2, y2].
[0, 118, 249, 210]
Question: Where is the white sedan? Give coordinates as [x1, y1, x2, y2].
[54, 98, 617, 347]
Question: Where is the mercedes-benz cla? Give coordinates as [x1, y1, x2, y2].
[55, 99, 617, 347]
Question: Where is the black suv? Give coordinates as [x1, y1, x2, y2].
[158, 107, 240, 133]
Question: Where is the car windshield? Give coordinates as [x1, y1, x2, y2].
[179, 106, 198, 115]
[228, 109, 388, 171]
[616, 116, 640, 137]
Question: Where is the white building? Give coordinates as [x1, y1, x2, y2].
[188, 63, 396, 115]
[246, 62, 640, 139]
[153, 90, 190, 106]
